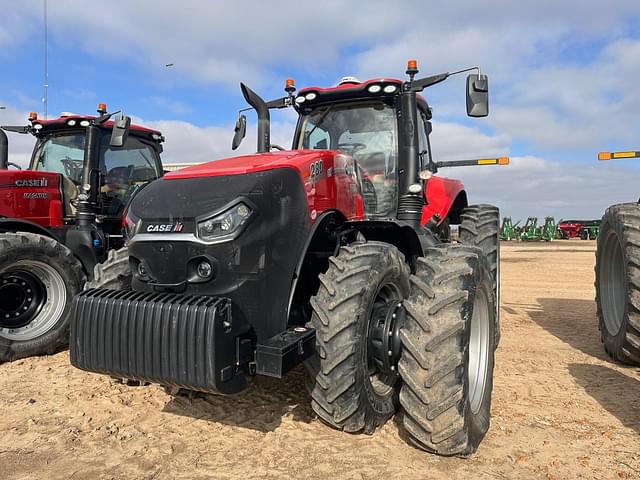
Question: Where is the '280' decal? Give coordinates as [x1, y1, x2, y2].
[309, 160, 324, 181]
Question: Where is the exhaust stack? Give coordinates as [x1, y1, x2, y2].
[0, 129, 7, 169]
[240, 83, 270, 153]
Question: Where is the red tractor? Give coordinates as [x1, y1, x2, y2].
[0, 106, 164, 361]
[70, 61, 508, 456]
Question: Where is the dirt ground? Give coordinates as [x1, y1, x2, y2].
[1, 240, 639, 479]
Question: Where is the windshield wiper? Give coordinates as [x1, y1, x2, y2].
[305, 106, 334, 145]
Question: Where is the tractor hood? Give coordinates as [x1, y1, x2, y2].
[0, 170, 65, 227]
[164, 150, 333, 180]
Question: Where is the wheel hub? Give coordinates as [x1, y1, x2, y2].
[368, 301, 405, 390]
[0, 269, 47, 329]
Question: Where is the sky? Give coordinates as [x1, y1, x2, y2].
[1, 0, 640, 220]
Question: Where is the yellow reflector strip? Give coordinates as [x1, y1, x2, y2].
[477, 159, 498, 165]
[612, 151, 639, 159]
[598, 152, 612, 161]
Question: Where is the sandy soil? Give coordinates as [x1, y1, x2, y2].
[1, 240, 639, 479]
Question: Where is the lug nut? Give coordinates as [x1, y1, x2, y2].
[138, 263, 147, 277]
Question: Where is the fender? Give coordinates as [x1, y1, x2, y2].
[0, 218, 59, 240]
[421, 176, 467, 225]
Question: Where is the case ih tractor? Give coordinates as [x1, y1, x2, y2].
[0, 106, 164, 361]
[70, 61, 508, 456]
[595, 150, 640, 364]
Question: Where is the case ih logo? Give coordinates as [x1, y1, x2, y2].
[15, 178, 48, 187]
[146, 222, 184, 233]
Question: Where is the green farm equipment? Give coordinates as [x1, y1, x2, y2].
[519, 217, 541, 241]
[579, 222, 600, 240]
[500, 216, 520, 240]
[542, 216, 559, 242]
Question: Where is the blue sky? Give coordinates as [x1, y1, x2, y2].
[1, 0, 640, 220]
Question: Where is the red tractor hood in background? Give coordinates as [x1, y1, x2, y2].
[165, 150, 466, 227]
[0, 170, 64, 227]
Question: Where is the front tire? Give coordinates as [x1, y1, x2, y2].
[86, 247, 131, 290]
[595, 204, 640, 364]
[305, 241, 410, 434]
[0, 232, 85, 362]
[399, 244, 496, 456]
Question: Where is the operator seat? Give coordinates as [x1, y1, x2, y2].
[354, 151, 396, 215]
[61, 175, 78, 216]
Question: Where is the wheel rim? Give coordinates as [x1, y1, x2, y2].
[0, 260, 67, 341]
[468, 286, 491, 415]
[600, 231, 626, 335]
[367, 282, 404, 396]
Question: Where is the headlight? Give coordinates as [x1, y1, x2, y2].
[367, 84, 382, 93]
[383, 84, 398, 93]
[197, 201, 253, 242]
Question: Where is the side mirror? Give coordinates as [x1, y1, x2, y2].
[231, 114, 247, 150]
[110, 114, 131, 147]
[466, 74, 489, 118]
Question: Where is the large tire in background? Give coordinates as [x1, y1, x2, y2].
[459, 204, 500, 345]
[86, 247, 131, 290]
[0, 232, 85, 362]
[595, 203, 640, 365]
[305, 241, 410, 434]
[399, 244, 496, 456]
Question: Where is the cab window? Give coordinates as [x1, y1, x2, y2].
[418, 112, 430, 172]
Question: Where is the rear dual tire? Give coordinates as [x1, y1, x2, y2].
[399, 245, 496, 456]
[305, 241, 410, 433]
[306, 240, 496, 456]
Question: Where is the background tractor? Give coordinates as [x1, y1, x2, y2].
[0, 106, 164, 361]
[595, 150, 640, 364]
[70, 61, 508, 457]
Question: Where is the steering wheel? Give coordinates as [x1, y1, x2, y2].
[7, 162, 21, 170]
[338, 142, 367, 153]
[270, 144, 285, 151]
[60, 157, 84, 183]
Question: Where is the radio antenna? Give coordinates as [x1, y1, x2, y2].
[43, 0, 49, 119]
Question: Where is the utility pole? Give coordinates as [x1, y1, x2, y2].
[43, 0, 48, 119]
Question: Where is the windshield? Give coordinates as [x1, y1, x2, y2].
[33, 133, 85, 184]
[297, 102, 398, 217]
[99, 136, 161, 217]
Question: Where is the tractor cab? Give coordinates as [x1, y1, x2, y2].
[232, 62, 507, 229]
[0, 105, 164, 240]
[294, 80, 404, 217]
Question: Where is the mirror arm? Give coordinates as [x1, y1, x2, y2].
[1, 125, 30, 134]
[410, 66, 481, 92]
[265, 96, 291, 109]
[410, 73, 450, 92]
